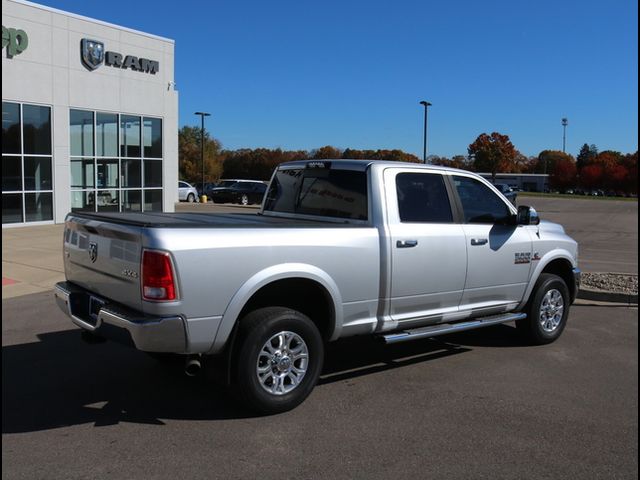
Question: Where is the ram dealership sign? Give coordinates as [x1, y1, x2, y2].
[81, 38, 159, 74]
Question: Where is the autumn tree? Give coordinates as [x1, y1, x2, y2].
[312, 145, 342, 159]
[179, 126, 222, 187]
[535, 150, 574, 175]
[549, 157, 577, 191]
[468, 132, 518, 182]
[579, 164, 604, 190]
[621, 152, 638, 194]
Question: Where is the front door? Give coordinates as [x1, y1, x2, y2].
[451, 174, 533, 310]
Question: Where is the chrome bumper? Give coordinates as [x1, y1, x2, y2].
[54, 281, 187, 353]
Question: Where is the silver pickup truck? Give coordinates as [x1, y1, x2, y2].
[55, 160, 580, 413]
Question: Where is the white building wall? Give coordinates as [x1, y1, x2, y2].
[2, 0, 178, 224]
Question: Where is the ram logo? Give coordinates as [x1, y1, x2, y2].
[514, 252, 531, 264]
[81, 39, 104, 71]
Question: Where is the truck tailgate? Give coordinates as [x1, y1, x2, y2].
[63, 215, 144, 312]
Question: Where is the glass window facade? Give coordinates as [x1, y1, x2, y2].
[70, 110, 163, 213]
[2, 102, 54, 224]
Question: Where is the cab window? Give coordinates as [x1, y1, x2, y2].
[453, 176, 512, 223]
[396, 173, 453, 223]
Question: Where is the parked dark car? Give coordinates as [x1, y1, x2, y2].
[208, 181, 267, 205]
[493, 183, 517, 205]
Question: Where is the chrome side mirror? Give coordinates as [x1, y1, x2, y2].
[517, 205, 540, 225]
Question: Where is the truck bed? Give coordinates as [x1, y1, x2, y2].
[69, 212, 368, 229]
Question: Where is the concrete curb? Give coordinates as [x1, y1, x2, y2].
[577, 287, 638, 305]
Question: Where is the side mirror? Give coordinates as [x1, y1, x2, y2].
[517, 205, 540, 225]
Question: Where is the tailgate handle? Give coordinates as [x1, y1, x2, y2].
[397, 240, 418, 248]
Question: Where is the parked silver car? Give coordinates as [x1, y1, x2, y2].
[178, 181, 199, 203]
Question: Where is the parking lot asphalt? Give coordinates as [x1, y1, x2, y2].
[516, 195, 638, 275]
[2, 196, 638, 479]
[2, 292, 637, 479]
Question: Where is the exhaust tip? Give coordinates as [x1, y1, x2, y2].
[185, 357, 201, 377]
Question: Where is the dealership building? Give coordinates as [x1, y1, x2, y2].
[2, 0, 178, 227]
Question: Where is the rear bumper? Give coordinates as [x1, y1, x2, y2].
[54, 281, 187, 353]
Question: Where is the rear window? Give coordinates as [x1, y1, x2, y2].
[396, 173, 453, 223]
[264, 167, 368, 220]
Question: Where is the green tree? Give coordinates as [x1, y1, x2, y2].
[178, 126, 222, 187]
[576, 143, 598, 171]
[468, 132, 518, 182]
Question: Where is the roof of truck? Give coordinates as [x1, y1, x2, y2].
[278, 159, 476, 176]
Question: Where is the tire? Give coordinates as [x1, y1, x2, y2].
[240, 194, 249, 206]
[516, 273, 570, 345]
[233, 307, 324, 414]
[187, 193, 195, 203]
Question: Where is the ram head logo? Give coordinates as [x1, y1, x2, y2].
[81, 39, 105, 71]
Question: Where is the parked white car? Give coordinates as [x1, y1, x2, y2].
[178, 181, 199, 203]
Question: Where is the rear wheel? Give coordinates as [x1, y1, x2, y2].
[517, 273, 570, 345]
[240, 194, 249, 206]
[233, 307, 324, 414]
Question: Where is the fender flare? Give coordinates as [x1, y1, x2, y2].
[517, 249, 576, 309]
[208, 263, 343, 354]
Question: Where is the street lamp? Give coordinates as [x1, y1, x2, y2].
[562, 117, 568, 153]
[419, 101, 432, 163]
[194, 111, 211, 200]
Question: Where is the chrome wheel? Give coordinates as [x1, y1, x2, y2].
[539, 288, 564, 333]
[241, 194, 249, 205]
[256, 331, 309, 395]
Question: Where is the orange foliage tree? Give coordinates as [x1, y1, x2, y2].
[468, 132, 517, 182]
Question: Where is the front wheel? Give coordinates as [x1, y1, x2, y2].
[187, 193, 195, 203]
[516, 273, 570, 345]
[233, 307, 324, 414]
[240, 194, 249, 206]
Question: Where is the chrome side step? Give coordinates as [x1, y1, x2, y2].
[381, 312, 527, 344]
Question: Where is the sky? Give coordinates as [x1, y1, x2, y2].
[35, 0, 639, 159]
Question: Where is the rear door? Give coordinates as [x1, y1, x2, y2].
[451, 174, 533, 309]
[384, 168, 467, 324]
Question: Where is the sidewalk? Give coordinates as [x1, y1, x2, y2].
[2, 224, 65, 300]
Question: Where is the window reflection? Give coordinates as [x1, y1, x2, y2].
[120, 115, 141, 157]
[70, 110, 94, 157]
[23, 105, 52, 155]
[96, 113, 118, 157]
[69, 110, 163, 215]
[2, 102, 21, 154]
[143, 117, 162, 158]
[25, 192, 53, 221]
[97, 159, 119, 188]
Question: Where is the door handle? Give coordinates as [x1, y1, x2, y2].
[397, 240, 418, 248]
[470, 238, 488, 246]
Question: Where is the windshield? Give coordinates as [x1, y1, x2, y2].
[264, 167, 368, 221]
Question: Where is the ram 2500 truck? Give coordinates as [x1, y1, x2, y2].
[55, 160, 580, 413]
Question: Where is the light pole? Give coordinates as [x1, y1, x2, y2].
[419, 101, 431, 163]
[562, 117, 568, 153]
[194, 111, 211, 200]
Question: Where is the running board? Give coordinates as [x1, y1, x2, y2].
[381, 313, 527, 344]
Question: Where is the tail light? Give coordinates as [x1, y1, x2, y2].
[142, 250, 177, 301]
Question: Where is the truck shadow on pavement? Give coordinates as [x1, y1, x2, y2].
[2, 324, 524, 433]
